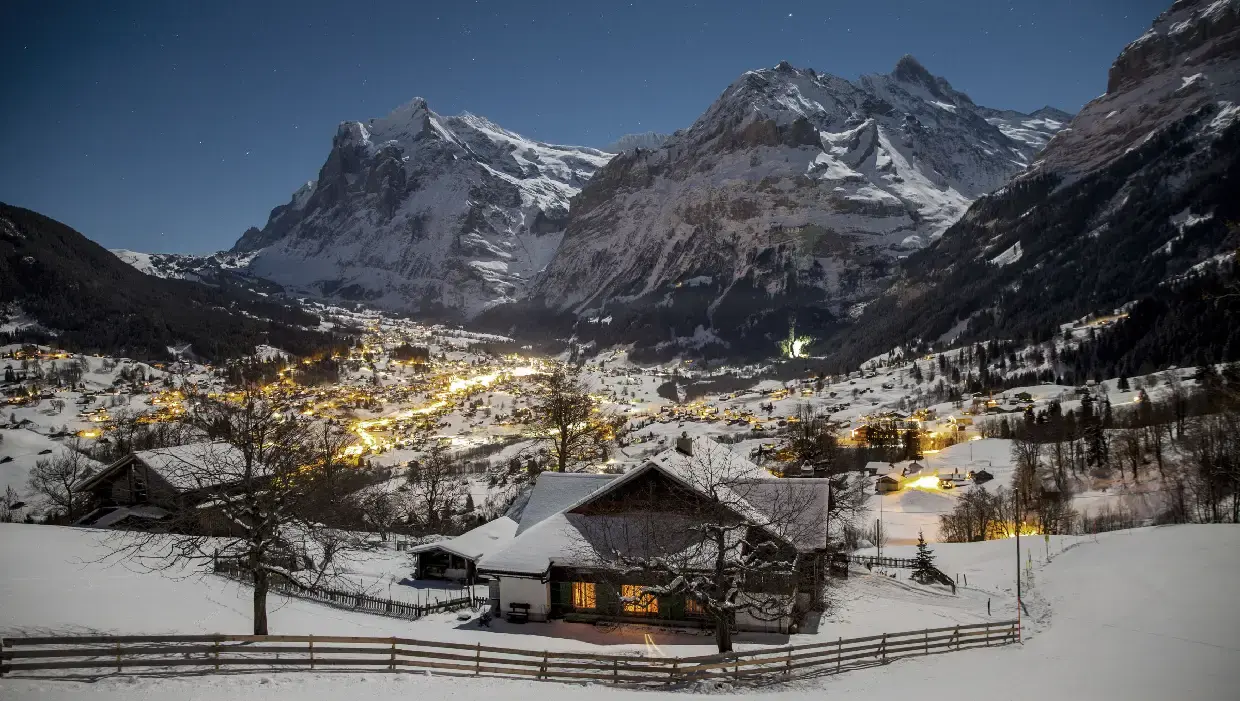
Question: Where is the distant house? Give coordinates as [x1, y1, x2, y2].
[969, 469, 994, 485]
[409, 515, 518, 583]
[863, 461, 892, 476]
[74, 442, 250, 534]
[900, 461, 926, 477]
[875, 475, 901, 493]
[477, 439, 830, 633]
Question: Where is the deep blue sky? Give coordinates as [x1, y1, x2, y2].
[1, 0, 1167, 254]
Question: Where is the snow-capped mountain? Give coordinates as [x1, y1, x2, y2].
[526, 57, 1066, 352]
[835, 0, 1240, 366]
[230, 99, 613, 317]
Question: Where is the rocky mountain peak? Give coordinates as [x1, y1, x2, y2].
[227, 98, 612, 317]
[891, 54, 934, 84]
[1108, 0, 1239, 93]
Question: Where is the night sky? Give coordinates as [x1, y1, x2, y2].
[1, 0, 1168, 254]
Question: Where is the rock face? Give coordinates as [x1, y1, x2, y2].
[836, 0, 1240, 366]
[230, 99, 613, 317]
[528, 58, 1065, 354]
[605, 132, 673, 153]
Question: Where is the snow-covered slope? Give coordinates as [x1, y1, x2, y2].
[230, 100, 613, 317]
[3, 525, 1236, 700]
[527, 58, 1066, 352]
[109, 249, 266, 286]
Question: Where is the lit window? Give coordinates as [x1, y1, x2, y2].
[572, 581, 596, 609]
[622, 585, 659, 615]
[685, 597, 706, 617]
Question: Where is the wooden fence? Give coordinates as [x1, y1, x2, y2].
[1, 621, 1018, 685]
[843, 554, 918, 569]
[214, 561, 486, 621]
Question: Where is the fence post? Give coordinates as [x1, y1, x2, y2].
[924, 628, 929, 655]
[954, 625, 960, 651]
[836, 636, 842, 672]
[540, 651, 549, 680]
[213, 639, 220, 671]
[785, 647, 791, 674]
[1, 637, 6, 678]
[474, 642, 481, 675]
[389, 637, 396, 671]
[880, 633, 887, 663]
[309, 635, 314, 669]
[670, 659, 678, 685]
[985, 622, 991, 646]
[115, 641, 122, 673]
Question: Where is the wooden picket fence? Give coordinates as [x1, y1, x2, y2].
[843, 554, 919, 569]
[214, 561, 486, 620]
[0, 620, 1018, 685]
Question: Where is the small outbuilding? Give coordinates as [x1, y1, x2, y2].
[875, 475, 901, 493]
[409, 515, 518, 583]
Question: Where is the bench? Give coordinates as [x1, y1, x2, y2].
[507, 602, 530, 623]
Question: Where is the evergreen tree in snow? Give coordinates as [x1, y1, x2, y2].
[911, 530, 938, 584]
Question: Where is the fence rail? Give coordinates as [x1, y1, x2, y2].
[842, 554, 918, 569]
[214, 562, 485, 621]
[0, 620, 1018, 685]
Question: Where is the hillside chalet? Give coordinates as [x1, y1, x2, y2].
[477, 438, 831, 633]
[74, 442, 250, 534]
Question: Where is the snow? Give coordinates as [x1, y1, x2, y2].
[988, 241, 1022, 266]
[512, 472, 617, 537]
[1, 429, 103, 510]
[4, 525, 1236, 700]
[108, 249, 163, 277]
[408, 515, 517, 560]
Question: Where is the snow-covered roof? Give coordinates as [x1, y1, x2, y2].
[132, 442, 246, 491]
[408, 515, 518, 561]
[479, 440, 829, 576]
[514, 472, 617, 536]
[78, 442, 246, 494]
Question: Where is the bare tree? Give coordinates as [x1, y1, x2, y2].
[27, 439, 94, 521]
[105, 387, 362, 634]
[781, 405, 868, 545]
[360, 488, 407, 541]
[572, 445, 827, 652]
[526, 364, 619, 472]
[405, 445, 467, 533]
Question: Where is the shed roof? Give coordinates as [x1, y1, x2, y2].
[408, 516, 518, 561]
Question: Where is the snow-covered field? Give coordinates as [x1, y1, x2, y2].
[3, 524, 1236, 700]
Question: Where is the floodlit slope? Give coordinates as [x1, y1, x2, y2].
[3, 525, 1236, 700]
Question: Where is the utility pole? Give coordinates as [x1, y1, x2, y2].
[877, 489, 884, 560]
[1015, 486, 1022, 642]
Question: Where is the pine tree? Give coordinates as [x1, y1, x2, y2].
[912, 530, 938, 584]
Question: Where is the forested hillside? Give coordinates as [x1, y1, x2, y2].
[0, 204, 344, 361]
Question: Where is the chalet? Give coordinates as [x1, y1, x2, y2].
[408, 516, 518, 583]
[477, 439, 830, 633]
[74, 442, 249, 534]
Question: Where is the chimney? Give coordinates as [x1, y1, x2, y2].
[675, 432, 693, 456]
